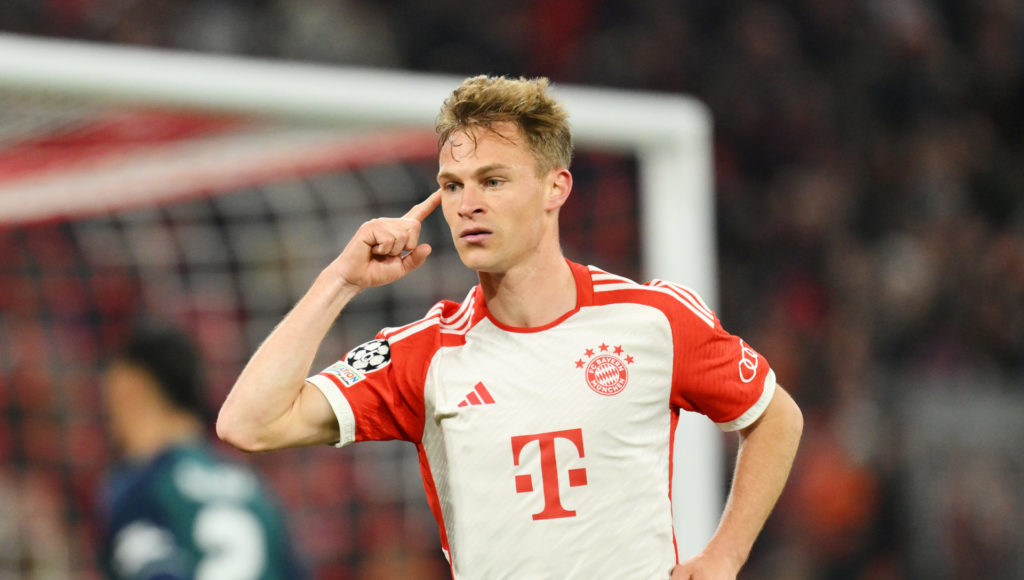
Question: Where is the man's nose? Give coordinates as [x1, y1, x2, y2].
[458, 185, 486, 217]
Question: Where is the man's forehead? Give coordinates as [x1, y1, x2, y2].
[444, 122, 523, 152]
[439, 122, 532, 171]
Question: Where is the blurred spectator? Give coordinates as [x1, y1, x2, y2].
[97, 323, 306, 579]
[0, 367, 72, 579]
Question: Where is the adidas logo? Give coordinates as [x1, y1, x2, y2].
[457, 382, 495, 407]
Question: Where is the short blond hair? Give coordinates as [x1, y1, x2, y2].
[436, 75, 573, 175]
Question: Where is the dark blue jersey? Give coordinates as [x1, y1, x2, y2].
[99, 440, 305, 580]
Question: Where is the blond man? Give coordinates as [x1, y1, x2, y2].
[218, 75, 802, 579]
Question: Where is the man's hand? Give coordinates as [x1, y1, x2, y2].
[670, 552, 741, 580]
[330, 190, 442, 290]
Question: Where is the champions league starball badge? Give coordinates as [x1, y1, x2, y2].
[574, 342, 635, 396]
[346, 338, 392, 373]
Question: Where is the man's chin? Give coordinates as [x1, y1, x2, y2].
[462, 260, 496, 273]
[455, 248, 494, 272]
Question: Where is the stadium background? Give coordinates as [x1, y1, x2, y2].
[1, 1, 1022, 578]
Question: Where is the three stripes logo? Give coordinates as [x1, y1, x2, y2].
[457, 381, 496, 407]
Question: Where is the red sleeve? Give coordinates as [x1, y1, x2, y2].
[652, 281, 776, 431]
[313, 325, 439, 444]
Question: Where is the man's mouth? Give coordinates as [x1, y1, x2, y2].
[460, 227, 492, 243]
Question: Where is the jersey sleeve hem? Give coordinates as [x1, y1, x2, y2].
[714, 369, 777, 432]
[306, 376, 356, 447]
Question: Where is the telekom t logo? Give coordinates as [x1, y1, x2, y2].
[511, 428, 587, 520]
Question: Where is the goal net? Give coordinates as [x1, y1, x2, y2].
[0, 32, 716, 577]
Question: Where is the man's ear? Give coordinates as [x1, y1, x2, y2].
[545, 168, 573, 211]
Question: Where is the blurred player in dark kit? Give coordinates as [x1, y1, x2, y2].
[99, 324, 305, 579]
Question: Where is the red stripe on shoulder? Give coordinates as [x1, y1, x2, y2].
[648, 280, 716, 324]
[380, 302, 445, 342]
[379, 287, 481, 348]
[589, 272, 717, 329]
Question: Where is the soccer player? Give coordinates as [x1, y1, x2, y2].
[218, 75, 803, 579]
[99, 324, 305, 580]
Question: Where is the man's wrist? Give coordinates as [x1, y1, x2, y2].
[699, 540, 748, 575]
[313, 266, 363, 305]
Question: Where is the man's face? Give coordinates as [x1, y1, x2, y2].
[101, 361, 137, 452]
[101, 361, 155, 454]
[436, 122, 556, 273]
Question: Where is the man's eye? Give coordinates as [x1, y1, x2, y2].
[485, 178, 503, 187]
[443, 182, 460, 192]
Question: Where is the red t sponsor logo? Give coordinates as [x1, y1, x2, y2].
[511, 428, 587, 520]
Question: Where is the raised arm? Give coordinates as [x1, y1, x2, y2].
[672, 385, 803, 579]
[216, 191, 442, 452]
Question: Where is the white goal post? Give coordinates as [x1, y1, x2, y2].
[0, 32, 719, 559]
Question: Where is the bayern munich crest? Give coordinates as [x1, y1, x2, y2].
[574, 343, 635, 396]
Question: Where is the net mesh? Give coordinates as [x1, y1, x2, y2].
[0, 91, 641, 577]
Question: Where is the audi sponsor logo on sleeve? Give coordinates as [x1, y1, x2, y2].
[738, 339, 759, 383]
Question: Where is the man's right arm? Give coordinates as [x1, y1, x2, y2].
[216, 192, 442, 452]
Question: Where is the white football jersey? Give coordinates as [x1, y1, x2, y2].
[308, 261, 776, 579]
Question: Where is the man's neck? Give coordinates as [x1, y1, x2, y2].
[122, 410, 203, 461]
[478, 253, 576, 328]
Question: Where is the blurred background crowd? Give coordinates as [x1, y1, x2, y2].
[2, 0, 1023, 578]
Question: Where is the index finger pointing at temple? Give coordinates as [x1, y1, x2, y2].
[402, 190, 442, 222]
